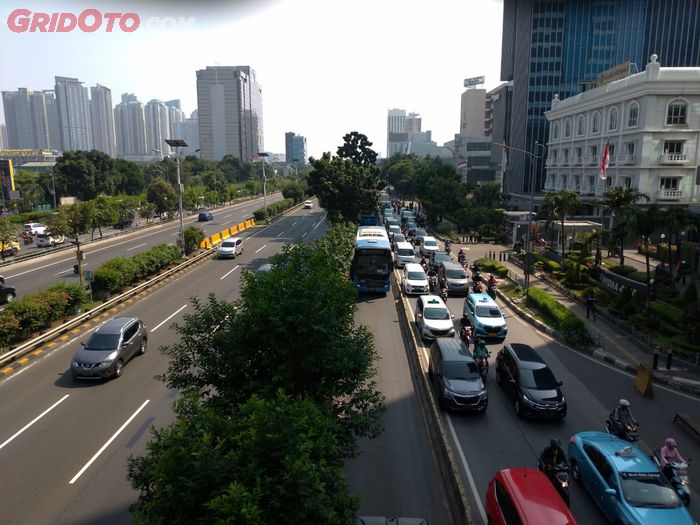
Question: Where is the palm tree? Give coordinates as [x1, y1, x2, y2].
[542, 190, 580, 262]
[601, 187, 650, 269]
[631, 205, 659, 312]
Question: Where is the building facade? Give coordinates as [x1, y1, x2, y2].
[501, 0, 700, 197]
[0, 124, 6, 150]
[486, 82, 513, 188]
[114, 93, 148, 158]
[165, 99, 185, 141]
[460, 88, 487, 136]
[196, 66, 264, 162]
[145, 99, 171, 157]
[90, 84, 116, 157]
[285, 132, 307, 165]
[175, 111, 200, 156]
[544, 56, 700, 209]
[55, 76, 93, 151]
[386, 109, 422, 156]
[2, 88, 52, 150]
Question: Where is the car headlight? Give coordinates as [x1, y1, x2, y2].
[522, 394, 535, 405]
[447, 328, 455, 336]
[101, 351, 119, 365]
[71, 360, 79, 367]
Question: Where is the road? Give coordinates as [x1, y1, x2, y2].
[0, 203, 452, 525]
[405, 242, 700, 524]
[1, 194, 282, 299]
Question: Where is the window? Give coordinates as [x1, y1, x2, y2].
[564, 118, 572, 138]
[563, 148, 569, 164]
[660, 178, 679, 190]
[589, 145, 598, 161]
[591, 112, 600, 134]
[628, 103, 639, 127]
[664, 141, 684, 154]
[561, 174, 568, 188]
[551, 149, 558, 164]
[577, 115, 585, 136]
[609, 144, 615, 161]
[494, 481, 522, 525]
[575, 147, 582, 163]
[552, 121, 560, 139]
[667, 100, 688, 125]
[625, 142, 635, 156]
[608, 107, 618, 131]
[621, 176, 631, 189]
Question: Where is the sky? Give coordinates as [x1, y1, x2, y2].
[0, 0, 505, 159]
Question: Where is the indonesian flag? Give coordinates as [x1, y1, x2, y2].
[457, 159, 468, 169]
[502, 145, 508, 169]
[599, 143, 610, 180]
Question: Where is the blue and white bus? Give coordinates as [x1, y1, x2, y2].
[352, 227, 393, 293]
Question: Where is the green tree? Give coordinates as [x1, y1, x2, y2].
[147, 178, 177, 215]
[336, 131, 378, 167]
[201, 169, 227, 194]
[660, 207, 691, 277]
[139, 202, 157, 223]
[89, 196, 118, 239]
[0, 218, 18, 262]
[542, 190, 581, 261]
[631, 204, 659, 310]
[47, 202, 93, 285]
[113, 159, 146, 194]
[601, 187, 650, 268]
[128, 391, 358, 525]
[144, 163, 167, 185]
[384, 155, 428, 199]
[53, 153, 98, 201]
[472, 182, 505, 209]
[183, 225, 205, 255]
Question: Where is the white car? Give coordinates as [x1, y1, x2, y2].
[394, 241, 416, 268]
[420, 236, 439, 256]
[303, 200, 313, 209]
[23, 222, 47, 235]
[217, 237, 243, 259]
[36, 233, 66, 247]
[415, 294, 456, 341]
[402, 262, 429, 295]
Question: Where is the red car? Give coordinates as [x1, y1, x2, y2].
[485, 468, 578, 525]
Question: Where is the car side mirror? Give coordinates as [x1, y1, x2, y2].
[80, 341, 85, 346]
[558, 381, 563, 387]
[451, 314, 455, 319]
[604, 488, 617, 496]
[417, 313, 423, 318]
[122, 341, 129, 347]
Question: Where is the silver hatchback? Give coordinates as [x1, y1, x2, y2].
[71, 317, 148, 379]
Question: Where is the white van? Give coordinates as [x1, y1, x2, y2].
[394, 241, 416, 268]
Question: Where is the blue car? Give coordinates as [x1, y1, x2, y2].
[568, 432, 693, 524]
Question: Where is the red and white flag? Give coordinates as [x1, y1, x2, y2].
[599, 143, 610, 180]
[457, 159, 468, 169]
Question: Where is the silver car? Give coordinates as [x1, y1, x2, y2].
[217, 237, 243, 259]
[71, 317, 148, 379]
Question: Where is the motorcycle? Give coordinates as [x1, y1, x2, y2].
[439, 286, 448, 302]
[605, 417, 640, 443]
[650, 450, 691, 506]
[538, 458, 570, 506]
[428, 273, 439, 293]
[20, 232, 33, 245]
[459, 324, 473, 345]
[476, 355, 490, 381]
[487, 284, 497, 299]
[472, 282, 484, 293]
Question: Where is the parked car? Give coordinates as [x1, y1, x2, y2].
[71, 317, 148, 380]
[36, 233, 66, 248]
[568, 432, 693, 525]
[495, 343, 567, 419]
[23, 222, 47, 235]
[1, 241, 20, 257]
[402, 263, 429, 295]
[217, 237, 244, 259]
[485, 468, 579, 525]
[303, 200, 314, 209]
[420, 236, 439, 256]
[198, 211, 214, 222]
[438, 261, 470, 295]
[0, 283, 16, 304]
[416, 295, 456, 342]
[463, 292, 507, 343]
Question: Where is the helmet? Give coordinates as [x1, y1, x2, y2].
[619, 399, 630, 407]
[665, 437, 677, 449]
[550, 438, 561, 449]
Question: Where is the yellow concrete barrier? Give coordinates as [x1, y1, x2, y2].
[199, 239, 211, 249]
[635, 364, 653, 397]
[238, 222, 245, 231]
[221, 230, 230, 240]
[250, 218, 255, 226]
[211, 233, 221, 244]
[230, 226, 238, 235]
[245, 218, 252, 227]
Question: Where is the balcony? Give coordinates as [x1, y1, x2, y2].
[659, 153, 688, 164]
[580, 185, 594, 195]
[573, 157, 583, 166]
[586, 156, 598, 166]
[619, 154, 635, 164]
[657, 189, 684, 200]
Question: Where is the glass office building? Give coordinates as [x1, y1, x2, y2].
[501, 0, 700, 196]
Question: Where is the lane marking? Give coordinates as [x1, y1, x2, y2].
[69, 399, 150, 484]
[255, 244, 267, 254]
[301, 232, 308, 239]
[126, 242, 147, 252]
[151, 304, 188, 332]
[446, 415, 488, 524]
[276, 231, 285, 238]
[54, 268, 74, 276]
[0, 395, 70, 452]
[291, 221, 298, 226]
[220, 265, 240, 280]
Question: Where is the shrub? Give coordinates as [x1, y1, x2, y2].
[183, 225, 205, 255]
[559, 315, 594, 346]
[42, 289, 70, 319]
[526, 287, 593, 345]
[0, 311, 20, 347]
[650, 302, 682, 325]
[476, 258, 508, 278]
[608, 264, 636, 277]
[252, 198, 295, 222]
[46, 282, 89, 309]
[94, 265, 124, 294]
[7, 210, 52, 225]
[253, 208, 268, 221]
[677, 281, 698, 307]
[93, 244, 180, 294]
[6, 294, 52, 334]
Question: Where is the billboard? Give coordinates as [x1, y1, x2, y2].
[0, 159, 16, 201]
[596, 62, 632, 87]
[463, 76, 485, 88]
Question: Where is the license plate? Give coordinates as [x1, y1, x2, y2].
[489, 332, 497, 336]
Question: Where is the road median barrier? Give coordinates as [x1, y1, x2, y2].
[199, 217, 256, 249]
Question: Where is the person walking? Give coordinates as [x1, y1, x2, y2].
[586, 290, 597, 321]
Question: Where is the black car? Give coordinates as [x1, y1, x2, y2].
[495, 343, 566, 419]
[429, 338, 488, 412]
[429, 251, 453, 272]
[198, 211, 214, 222]
[0, 284, 16, 304]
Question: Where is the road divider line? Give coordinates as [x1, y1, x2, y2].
[0, 395, 70, 452]
[126, 242, 148, 251]
[69, 399, 150, 484]
[54, 268, 73, 276]
[276, 231, 285, 237]
[220, 265, 240, 280]
[301, 232, 308, 238]
[7, 257, 75, 279]
[255, 244, 267, 254]
[151, 305, 188, 332]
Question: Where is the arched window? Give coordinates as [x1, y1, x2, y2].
[627, 102, 639, 128]
[552, 121, 560, 140]
[608, 107, 618, 131]
[666, 99, 688, 125]
[591, 112, 600, 134]
[564, 118, 572, 138]
[577, 115, 586, 136]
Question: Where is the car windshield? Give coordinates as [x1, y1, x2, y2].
[518, 366, 559, 390]
[424, 307, 450, 320]
[443, 361, 480, 381]
[446, 269, 467, 279]
[407, 271, 426, 281]
[416, 229, 427, 236]
[475, 306, 502, 318]
[394, 234, 406, 243]
[85, 333, 121, 350]
[221, 241, 236, 247]
[620, 472, 681, 508]
[397, 248, 414, 256]
[424, 239, 437, 247]
[37, 234, 49, 239]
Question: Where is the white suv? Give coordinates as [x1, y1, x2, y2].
[36, 233, 66, 247]
[402, 263, 429, 295]
[23, 222, 47, 235]
[420, 236, 439, 256]
[415, 295, 455, 341]
[303, 200, 313, 209]
[217, 237, 243, 259]
[394, 241, 416, 268]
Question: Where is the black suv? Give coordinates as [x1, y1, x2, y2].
[429, 338, 487, 412]
[495, 343, 566, 419]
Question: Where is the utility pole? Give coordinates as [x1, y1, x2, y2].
[165, 139, 188, 255]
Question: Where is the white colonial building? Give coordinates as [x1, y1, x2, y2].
[544, 55, 700, 210]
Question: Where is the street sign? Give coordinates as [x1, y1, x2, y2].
[464, 76, 485, 88]
[84, 270, 94, 283]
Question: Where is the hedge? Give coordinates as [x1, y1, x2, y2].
[0, 282, 89, 347]
[93, 244, 181, 294]
[650, 302, 682, 325]
[532, 253, 561, 273]
[476, 258, 508, 278]
[526, 286, 592, 346]
[253, 198, 296, 221]
[6, 210, 53, 225]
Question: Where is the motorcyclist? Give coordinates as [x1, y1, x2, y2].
[541, 438, 568, 470]
[660, 437, 686, 479]
[458, 249, 467, 264]
[420, 256, 428, 271]
[488, 274, 497, 287]
[473, 338, 489, 359]
[610, 398, 637, 427]
[445, 240, 452, 254]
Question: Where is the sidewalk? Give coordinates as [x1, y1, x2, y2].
[446, 238, 700, 396]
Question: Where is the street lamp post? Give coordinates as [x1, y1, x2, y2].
[165, 139, 188, 255]
[50, 168, 58, 210]
[258, 152, 269, 216]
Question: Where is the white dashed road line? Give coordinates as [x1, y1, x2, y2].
[151, 304, 188, 332]
[0, 395, 70, 453]
[220, 265, 240, 280]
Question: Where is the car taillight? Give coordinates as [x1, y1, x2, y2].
[569, 436, 576, 445]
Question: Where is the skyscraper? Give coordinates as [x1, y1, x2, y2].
[196, 66, 264, 161]
[0, 124, 7, 150]
[43, 91, 61, 150]
[460, 88, 487, 136]
[164, 99, 185, 140]
[90, 84, 116, 157]
[386, 109, 423, 156]
[501, 0, 700, 196]
[114, 93, 147, 158]
[2, 88, 51, 149]
[175, 110, 199, 156]
[144, 99, 171, 156]
[285, 132, 307, 165]
[54, 76, 92, 151]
